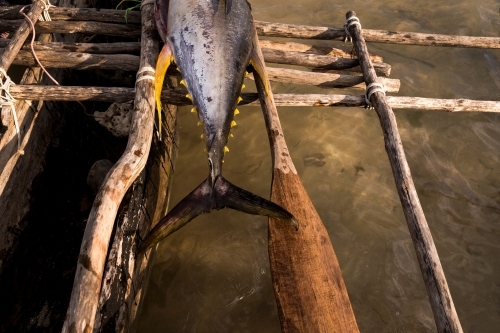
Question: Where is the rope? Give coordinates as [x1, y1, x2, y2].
[38, 0, 52, 22]
[364, 82, 385, 109]
[344, 16, 361, 43]
[141, 0, 156, 9]
[135, 66, 155, 84]
[0, 68, 24, 155]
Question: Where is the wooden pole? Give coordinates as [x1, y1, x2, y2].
[258, 40, 384, 62]
[254, 20, 500, 49]
[0, 39, 141, 54]
[252, 26, 359, 333]
[346, 11, 463, 333]
[0, 0, 46, 76]
[8, 85, 500, 112]
[61, 2, 159, 332]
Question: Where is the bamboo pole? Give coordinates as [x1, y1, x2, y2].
[252, 27, 359, 333]
[254, 20, 500, 49]
[258, 40, 383, 62]
[346, 11, 463, 333]
[8, 85, 500, 112]
[61, 3, 159, 332]
[0, 39, 141, 54]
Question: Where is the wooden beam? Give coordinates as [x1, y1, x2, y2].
[254, 20, 500, 49]
[0, 39, 141, 54]
[61, 3, 159, 332]
[346, 11, 464, 333]
[253, 26, 360, 333]
[9, 85, 500, 112]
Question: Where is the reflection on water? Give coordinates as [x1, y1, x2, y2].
[137, 0, 500, 331]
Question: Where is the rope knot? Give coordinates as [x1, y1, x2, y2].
[343, 16, 361, 43]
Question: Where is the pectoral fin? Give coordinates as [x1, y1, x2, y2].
[155, 43, 174, 139]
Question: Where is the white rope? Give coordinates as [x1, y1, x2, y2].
[0, 68, 24, 155]
[136, 75, 155, 84]
[364, 82, 385, 108]
[136, 66, 155, 77]
[141, 0, 156, 9]
[344, 16, 361, 43]
[38, 0, 52, 22]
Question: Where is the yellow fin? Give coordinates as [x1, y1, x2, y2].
[237, 96, 243, 104]
[230, 120, 237, 128]
[200, 134, 204, 139]
[241, 84, 245, 89]
[203, 148, 207, 153]
[155, 43, 173, 139]
[245, 71, 249, 76]
[191, 107, 197, 114]
[224, 146, 229, 153]
[186, 94, 192, 100]
[180, 79, 186, 86]
[197, 121, 202, 126]
[229, 133, 234, 138]
[234, 109, 240, 115]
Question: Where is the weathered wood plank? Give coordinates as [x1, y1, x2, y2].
[9, 85, 500, 112]
[346, 11, 463, 333]
[254, 20, 500, 48]
[253, 27, 359, 333]
[0, 39, 141, 54]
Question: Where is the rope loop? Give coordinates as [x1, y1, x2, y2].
[343, 16, 361, 43]
[135, 66, 156, 85]
[0, 68, 24, 155]
[364, 82, 385, 109]
[38, 0, 52, 22]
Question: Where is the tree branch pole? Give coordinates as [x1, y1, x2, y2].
[252, 27, 359, 333]
[254, 21, 500, 49]
[346, 11, 463, 333]
[9, 85, 500, 112]
[61, 2, 159, 333]
[0, 39, 141, 54]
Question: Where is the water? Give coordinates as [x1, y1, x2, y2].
[137, 0, 500, 331]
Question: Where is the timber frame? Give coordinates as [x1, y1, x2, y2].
[1, 1, 499, 333]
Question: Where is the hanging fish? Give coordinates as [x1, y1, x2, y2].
[139, 0, 298, 253]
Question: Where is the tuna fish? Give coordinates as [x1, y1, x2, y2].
[139, 0, 298, 253]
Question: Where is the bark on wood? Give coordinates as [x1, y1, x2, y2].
[0, 5, 141, 25]
[61, 3, 159, 333]
[2, 46, 389, 75]
[0, 39, 141, 54]
[259, 39, 383, 62]
[0, 0, 46, 75]
[0, 20, 141, 38]
[92, 95, 178, 333]
[10, 85, 500, 112]
[252, 28, 359, 333]
[254, 20, 500, 49]
[248, 67, 400, 92]
[346, 11, 463, 333]
[262, 48, 391, 77]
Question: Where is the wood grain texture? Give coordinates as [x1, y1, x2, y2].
[346, 11, 463, 333]
[61, 3, 159, 333]
[253, 27, 359, 333]
[0, 39, 141, 54]
[9, 85, 500, 112]
[254, 20, 500, 49]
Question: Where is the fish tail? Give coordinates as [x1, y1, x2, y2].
[138, 176, 298, 254]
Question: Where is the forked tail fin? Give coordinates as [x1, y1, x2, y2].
[138, 176, 298, 254]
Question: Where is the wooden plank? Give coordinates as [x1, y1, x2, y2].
[0, 39, 141, 54]
[346, 11, 463, 333]
[252, 27, 359, 333]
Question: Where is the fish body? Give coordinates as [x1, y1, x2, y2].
[139, 0, 297, 253]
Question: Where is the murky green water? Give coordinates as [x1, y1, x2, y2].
[137, 1, 500, 332]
